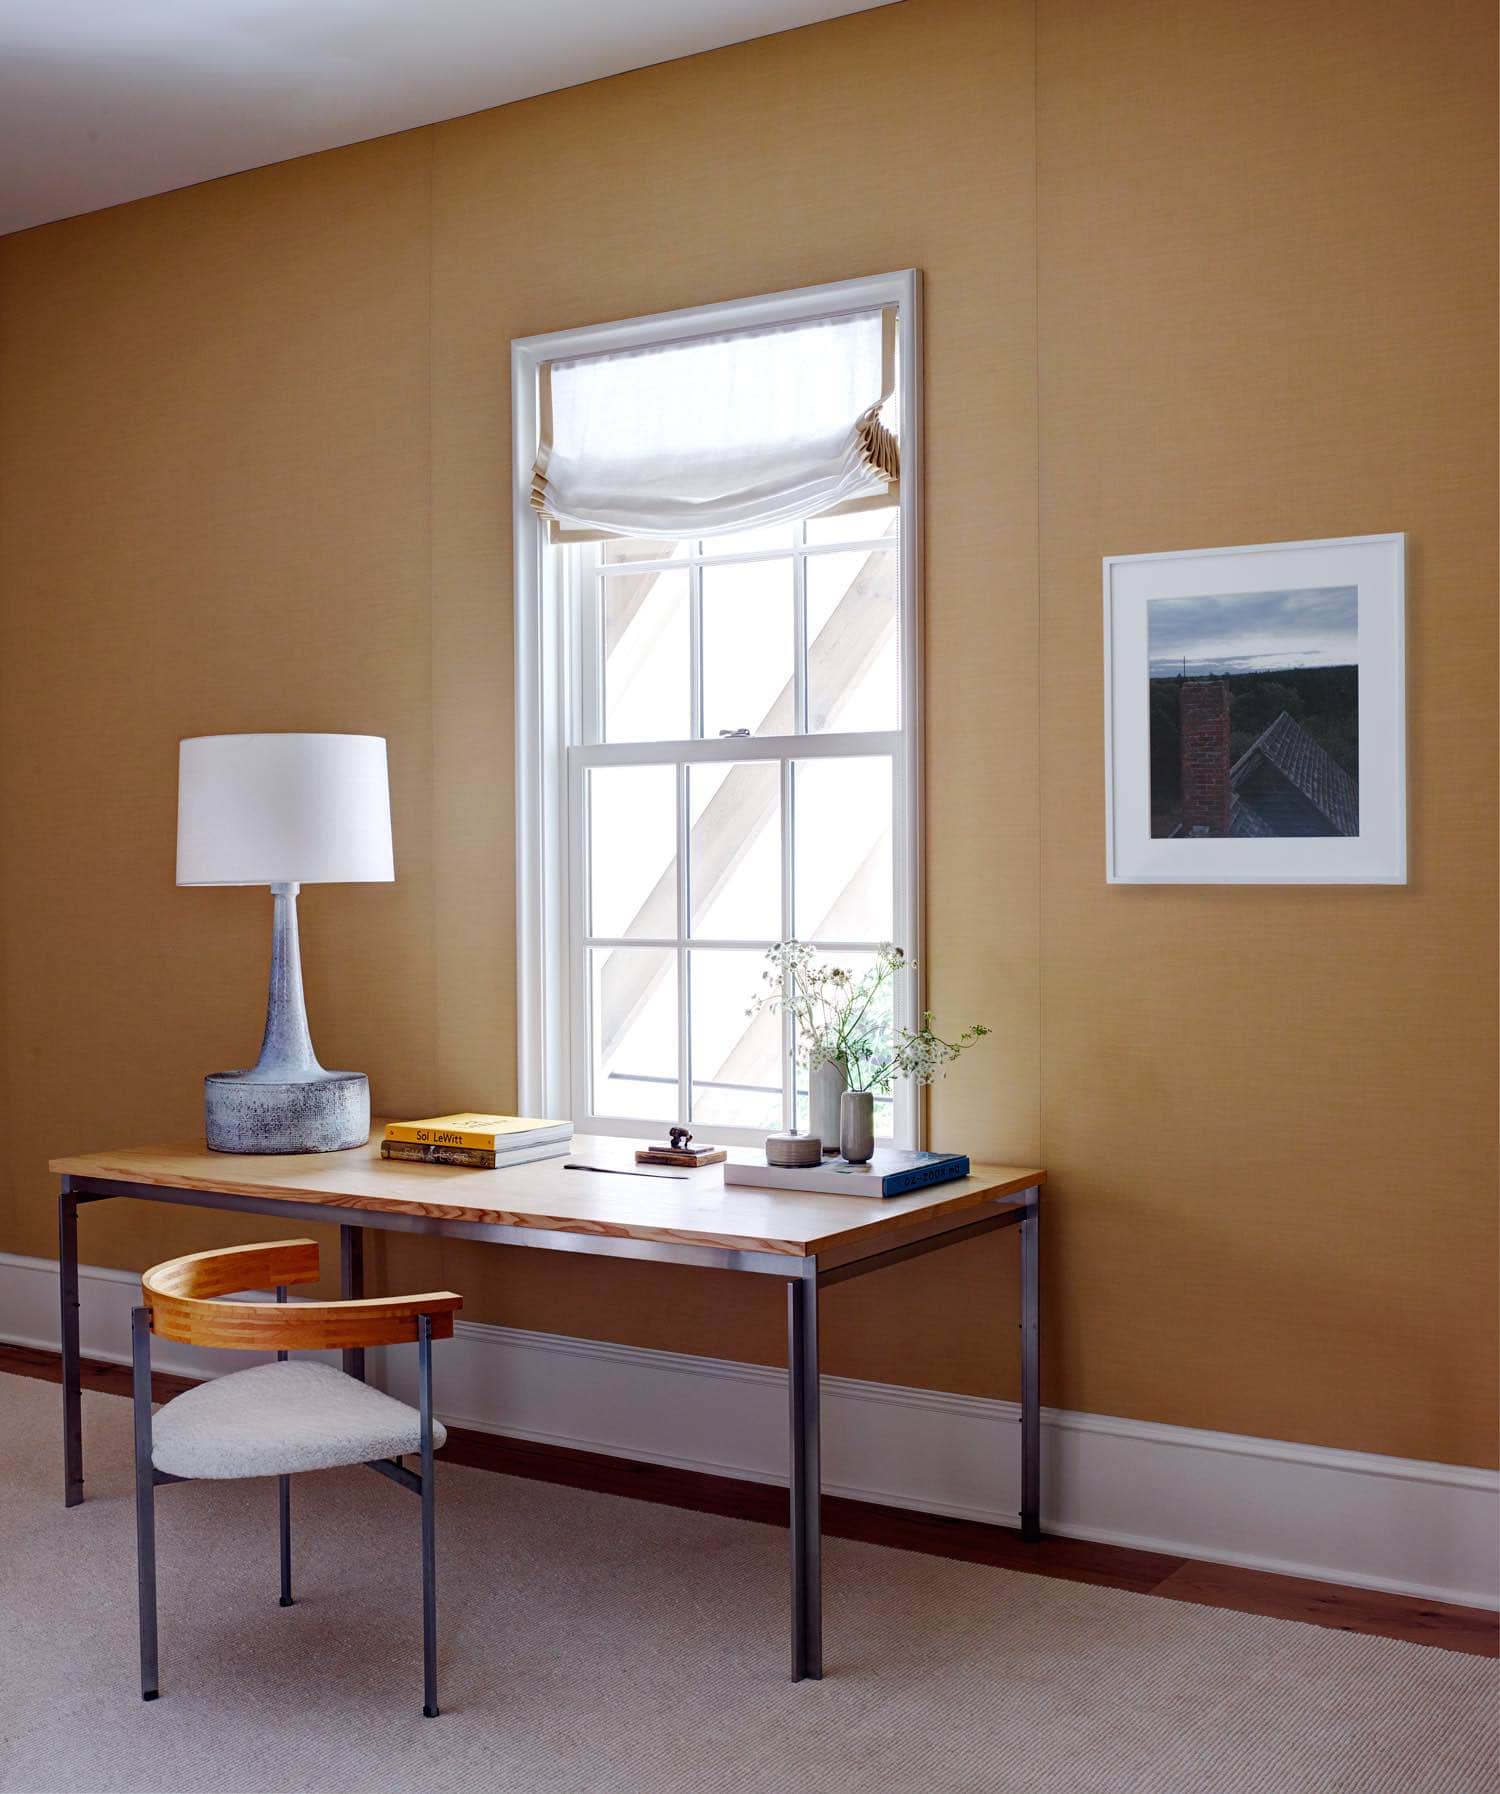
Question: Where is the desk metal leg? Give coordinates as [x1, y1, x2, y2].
[131, 1308, 160, 1699]
[788, 1269, 821, 1682]
[1019, 1190, 1041, 1541]
[418, 1313, 439, 1718]
[59, 1182, 84, 1508]
[340, 1224, 366, 1381]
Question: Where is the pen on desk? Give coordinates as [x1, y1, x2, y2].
[564, 1162, 690, 1181]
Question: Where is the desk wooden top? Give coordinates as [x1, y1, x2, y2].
[51, 1133, 1044, 1260]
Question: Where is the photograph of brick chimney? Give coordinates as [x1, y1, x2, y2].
[1147, 587, 1358, 839]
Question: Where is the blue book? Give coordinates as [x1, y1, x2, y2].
[723, 1149, 971, 1200]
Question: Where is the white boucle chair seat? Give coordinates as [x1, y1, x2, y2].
[151, 1359, 448, 1481]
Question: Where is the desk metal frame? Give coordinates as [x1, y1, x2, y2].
[57, 1173, 1042, 1683]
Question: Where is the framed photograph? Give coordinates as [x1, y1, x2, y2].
[1103, 533, 1406, 884]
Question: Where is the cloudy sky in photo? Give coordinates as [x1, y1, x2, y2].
[1147, 585, 1358, 677]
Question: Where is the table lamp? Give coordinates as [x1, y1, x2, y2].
[177, 733, 394, 1154]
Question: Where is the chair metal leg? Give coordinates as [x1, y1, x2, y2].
[278, 1477, 294, 1606]
[418, 1314, 439, 1717]
[273, 1282, 294, 1606]
[131, 1308, 160, 1701]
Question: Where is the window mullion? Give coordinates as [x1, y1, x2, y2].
[676, 759, 692, 1128]
[578, 545, 602, 746]
[689, 553, 704, 742]
[780, 754, 796, 1130]
[572, 729, 901, 768]
[793, 527, 809, 738]
[569, 754, 591, 1124]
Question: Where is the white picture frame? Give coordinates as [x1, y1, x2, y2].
[1103, 533, 1406, 884]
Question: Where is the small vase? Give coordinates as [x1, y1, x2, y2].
[810, 1058, 847, 1157]
[839, 1089, 875, 1164]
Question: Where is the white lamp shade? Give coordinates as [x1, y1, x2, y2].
[177, 733, 394, 886]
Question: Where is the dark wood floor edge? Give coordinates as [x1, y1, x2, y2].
[6, 1342, 1495, 1659]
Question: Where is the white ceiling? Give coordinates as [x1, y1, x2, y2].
[0, 0, 895, 236]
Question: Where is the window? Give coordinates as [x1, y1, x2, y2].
[514, 273, 922, 1148]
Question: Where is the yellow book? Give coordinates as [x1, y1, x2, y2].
[383, 1112, 573, 1151]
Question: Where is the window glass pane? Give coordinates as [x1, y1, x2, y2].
[806, 547, 899, 733]
[600, 535, 689, 564]
[804, 504, 899, 546]
[689, 762, 781, 940]
[588, 766, 676, 939]
[793, 758, 893, 941]
[590, 947, 677, 1121]
[700, 522, 796, 557]
[701, 558, 794, 738]
[689, 949, 783, 1130]
[602, 567, 690, 742]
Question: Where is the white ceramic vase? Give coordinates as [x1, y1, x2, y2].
[809, 1057, 847, 1156]
[839, 1089, 875, 1164]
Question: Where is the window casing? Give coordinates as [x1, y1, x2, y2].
[513, 272, 923, 1149]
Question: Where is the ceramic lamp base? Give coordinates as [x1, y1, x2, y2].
[205, 1069, 369, 1155]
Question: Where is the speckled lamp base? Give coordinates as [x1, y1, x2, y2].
[204, 1069, 369, 1155]
[203, 881, 372, 1155]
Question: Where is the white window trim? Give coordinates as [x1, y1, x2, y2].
[512, 269, 924, 1141]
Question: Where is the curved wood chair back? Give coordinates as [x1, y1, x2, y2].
[142, 1239, 462, 1353]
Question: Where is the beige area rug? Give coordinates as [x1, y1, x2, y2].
[1, 1374, 1495, 1794]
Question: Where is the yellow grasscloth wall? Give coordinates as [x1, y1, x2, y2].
[0, 0, 1493, 1466]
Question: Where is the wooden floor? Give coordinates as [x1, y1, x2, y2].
[6, 1342, 1494, 1660]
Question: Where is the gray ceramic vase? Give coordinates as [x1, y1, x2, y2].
[839, 1089, 875, 1164]
[810, 1057, 847, 1157]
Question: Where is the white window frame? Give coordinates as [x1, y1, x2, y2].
[512, 269, 924, 1144]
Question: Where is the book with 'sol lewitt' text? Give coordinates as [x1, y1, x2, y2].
[724, 1149, 971, 1200]
[383, 1113, 573, 1151]
[381, 1138, 572, 1171]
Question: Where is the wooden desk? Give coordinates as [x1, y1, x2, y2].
[51, 1134, 1044, 1682]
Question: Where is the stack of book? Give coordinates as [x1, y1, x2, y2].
[380, 1113, 573, 1169]
[724, 1147, 970, 1200]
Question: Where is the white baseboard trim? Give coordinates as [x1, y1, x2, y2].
[4, 1249, 1495, 1609]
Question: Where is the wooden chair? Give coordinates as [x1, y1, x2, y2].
[131, 1239, 462, 1714]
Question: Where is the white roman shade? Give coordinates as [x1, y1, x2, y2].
[530, 306, 898, 542]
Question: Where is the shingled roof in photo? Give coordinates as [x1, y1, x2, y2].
[1228, 710, 1359, 838]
